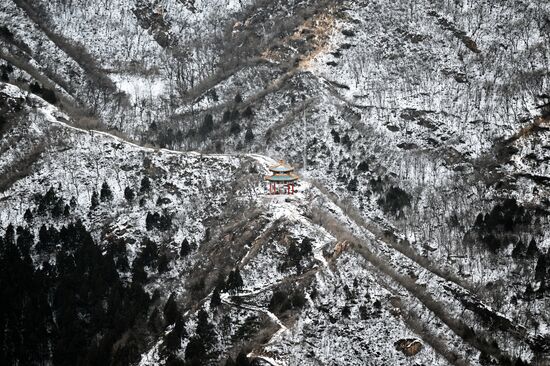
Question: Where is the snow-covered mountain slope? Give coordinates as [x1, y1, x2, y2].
[0, 83, 455, 365]
[1, 79, 549, 365]
[1, 0, 550, 365]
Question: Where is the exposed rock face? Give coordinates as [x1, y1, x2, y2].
[1, 0, 550, 365]
[394, 338, 423, 357]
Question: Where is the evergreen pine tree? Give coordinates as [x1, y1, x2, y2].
[347, 177, 358, 192]
[195, 309, 215, 348]
[165, 355, 185, 366]
[184, 337, 205, 364]
[164, 293, 180, 325]
[210, 287, 221, 308]
[100, 182, 113, 201]
[301, 238, 313, 256]
[30, 81, 42, 94]
[124, 187, 135, 201]
[16, 226, 34, 262]
[52, 199, 64, 218]
[242, 106, 253, 118]
[37, 201, 47, 216]
[139, 238, 158, 266]
[288, 242, 302, 267]
[474, 213, 484, 227]
[165, 315, 185, 351]
[512, 239, 526, 259]
[244, 127, 254, 142]
[44, 186, 56, 206]
[91, 191, 99, 209]
[4, 223, 15, 244]
[535, 254, 549, 290]
[158, 254, 169, 273]
[234, 268, 243, 289]
[230, 121, 241, 135]
[222, 110, 231, 123]
[526, 238, 539, 257]
[145, 212, 155, 231]
[180, 238, 191, 257]
[199, 114, 214, 137]
[225, 268, 243, 293]
[342, 305, 351, 318]
[158, 211, 172, 231]
[23, 208, 33, 222]
[132, 259, 147, 284]
[140, 176, 151, 193]
[235, 352, 250, 366]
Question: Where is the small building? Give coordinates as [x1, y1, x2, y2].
[265, 160, 299, 195]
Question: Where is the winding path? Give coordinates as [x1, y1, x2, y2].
[10, 82, 539, 365]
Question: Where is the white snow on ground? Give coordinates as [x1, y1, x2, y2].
[111, 74, 167, 104]
[2, 0, 550, 363]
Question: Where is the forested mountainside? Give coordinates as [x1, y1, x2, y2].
[1, 0, 550, 365]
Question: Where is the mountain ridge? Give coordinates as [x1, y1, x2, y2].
[1, 0, 550, 364]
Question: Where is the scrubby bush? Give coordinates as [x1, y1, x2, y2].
[511, 239, 526, 259]
[199, 114, 214, 138]
[30, 82, 42, 94]
[145, 211, 172, 231]
[230, 121, 241, 135]
[222, 110, 231, 123]
[268, 289, 306, 314]
[41, 88, 58, 104]
[330, 129, 340, 143]
[377, 186, 411, 215]
[468, 199, 535, 253]
[357, 161, 369, 172]
[0, 25, 14, 41]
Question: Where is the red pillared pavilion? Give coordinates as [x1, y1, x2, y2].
[265, 160, 299, 195]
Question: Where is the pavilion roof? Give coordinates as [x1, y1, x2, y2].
[265, 173, 299, 182]
[268, 160, 294, 173]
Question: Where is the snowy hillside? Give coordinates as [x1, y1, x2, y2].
[1, 0, 550, 365]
